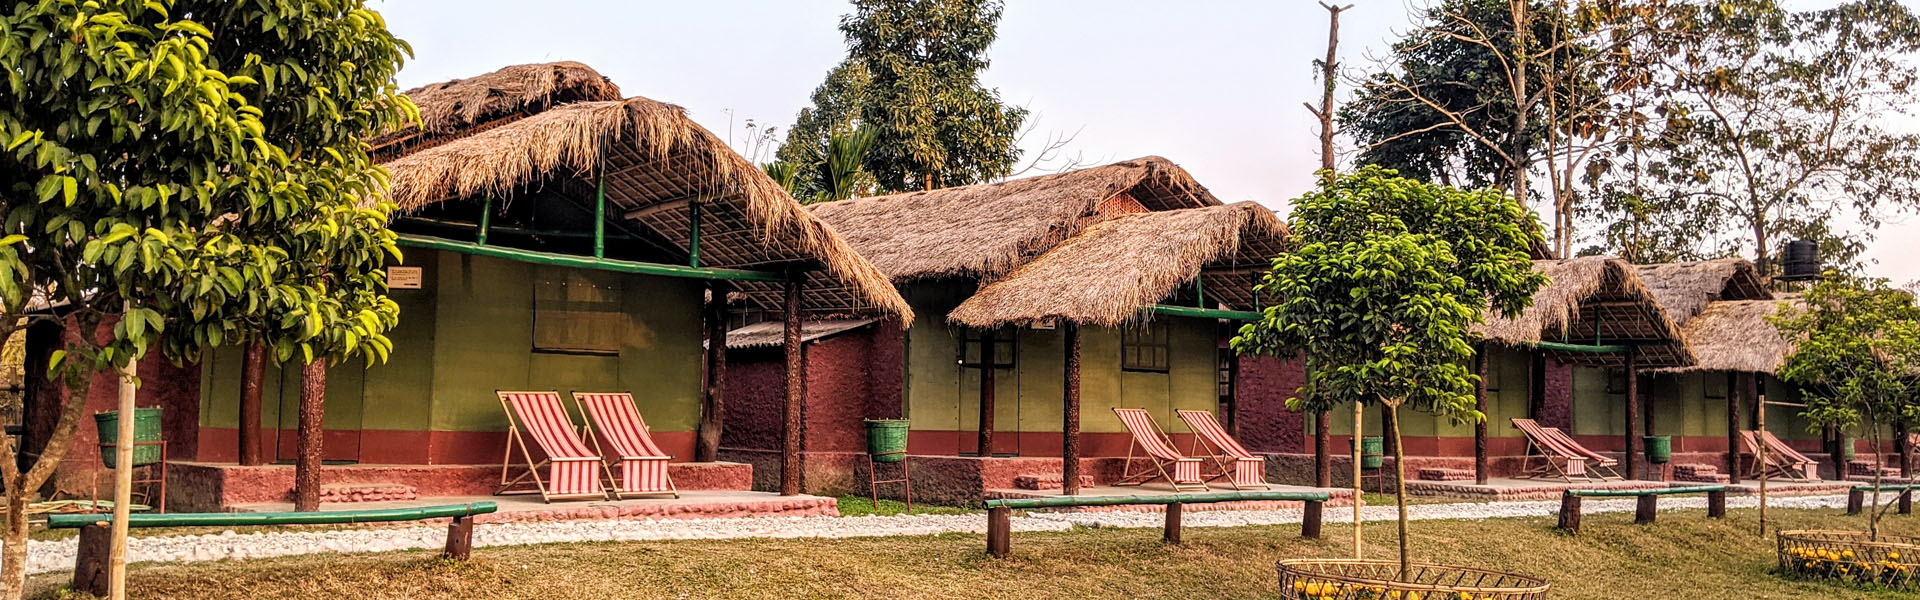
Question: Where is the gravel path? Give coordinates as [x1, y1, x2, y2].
[15, 494, 1850, 576]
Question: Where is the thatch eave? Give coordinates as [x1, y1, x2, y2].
[1477, 256, 1695, 369]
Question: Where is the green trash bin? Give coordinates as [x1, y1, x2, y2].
[865, 419, 910, 463]
[1357, 436, 1385, 469]
[95, 407, 164, 468]
[1643, 435, 1672, 464]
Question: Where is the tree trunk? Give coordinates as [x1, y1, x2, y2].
[1351, 402, 1364, 559]
[1, 484, 29, 599]
[0, 332, 99, 600]
[293, 359, 326, 512]
[1313, 2, 1347, 173]
[1387, 403, 1411, 579]
[109, 348, 137, 599]
[1474, 349, 1489, 485]
[1870, 425, 1883, 540]
[239, 343, 266, 466]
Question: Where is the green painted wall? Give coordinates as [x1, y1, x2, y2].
[199, 249, 705, 436]
[1322, 345, 1531, 438]
[901, 284, 1222, 448]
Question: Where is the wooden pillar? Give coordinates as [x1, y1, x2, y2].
[238, 343, 267, 466]
[696, 282, 728, 463]
[1163, 502, 1183, 544]
[986, 506, 1011, 557]
[1315, 412, 1332, 488]
[294, 359, 327, 511]
[1624, 352, 1640, 480]
[1474, 348, 1489, 485]
[1557, 492, 1582, 533]
[977, 328, 996, 456]
[1726, 372, 1742, 484]
[1301, 499, 1323, 539]
[1062, 323, 1082, 496]
[1848, 488, 1866, 515]
[1634, 494, 1658, 524]
[443, 516, 474, 560]
[1708, 489, 1727, 518]
[781, 277, 804, 496]
[73, 522, 111, 597]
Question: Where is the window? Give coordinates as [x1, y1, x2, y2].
[533, 270, 624, 354]
[1121, 323, 1170, 372]
[960, 328, 1015, 368]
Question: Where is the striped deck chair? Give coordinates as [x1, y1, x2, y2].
[572, 392, 678, 498]
[1175, 409, 1268, 490]
[1512, 418, 1620, 482]
[497, 391, 612, 502]
[1740, 430, 1820, 481]
[1112, 408, 1208, 492]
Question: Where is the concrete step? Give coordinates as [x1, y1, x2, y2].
[1012, 473, 1095, 491]
[1415, 467, 1474, 482]
[310, 483, 419, 503]
[1849, 460, 1903, 479]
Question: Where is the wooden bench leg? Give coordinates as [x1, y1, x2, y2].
[1708, 490, 1726, 519]
[73, 522, 111, 598]
[1163, 502, 1183, 544]
[443, 515, 475, 560]
[1848, 488, 1865, 515]
[1301, 500, 1323, 540]
[1557, 492, 1582, 533]
[1902, 490, 1913, 515]
[986, 506, 1011, 558]
[1636, 495, 1658, 525]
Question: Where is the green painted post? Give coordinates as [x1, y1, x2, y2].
[1194, 278, 1205, 308]
[593, 155, 608, 259]
[395, 234, 783, 282]
[689, 199, 702, 267]
[476, 196, 493, 245]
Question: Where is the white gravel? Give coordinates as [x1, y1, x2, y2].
[13, 494, 1850, 576]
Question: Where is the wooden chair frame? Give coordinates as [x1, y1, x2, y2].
[571, 392, 679, 499]
[497, 390, 615, 502]
[1176, 410, 1269, 490]
[1112, 408, 1209, 493]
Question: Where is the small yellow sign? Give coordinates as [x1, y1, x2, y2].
[388, 266, 424, 290]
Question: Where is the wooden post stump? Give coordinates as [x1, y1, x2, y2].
[1848, 488, 1866, 515]
[1902, 489, 1913, 515]
[1707, 490, 1727, 518]
[1301, 500, 1323, 539]
[444, 515, 475, 560]
[1163, 502, 1183, 544]
[1635, 494, 1658, 524]
[72, 522, 111, 598]
[1558, 492, 1582, 533]
[986, 506, 1011, 558]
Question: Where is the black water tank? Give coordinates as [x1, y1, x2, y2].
[1781, 239, 1820, 280]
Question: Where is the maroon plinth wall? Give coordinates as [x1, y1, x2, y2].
[24, 317, 201, 498]
[165, 461, 753, 512]
[721, 323, 903, 495]
[1236, 354, 1308, 454]
[1537, 358, 1573, 430]
[191, 427, 698, 466]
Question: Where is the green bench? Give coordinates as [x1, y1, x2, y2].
[982, 491, 1331, 558]
[1846, 484, 1916, 516]
[47, 502, 498, 596]
[1557, 485, 1727, 533]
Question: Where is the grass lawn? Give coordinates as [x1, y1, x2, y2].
[29, 506, 1920, 599]
[834, 495, 978, 517]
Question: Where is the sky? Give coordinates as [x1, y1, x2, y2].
[372, 0, 1920, 284]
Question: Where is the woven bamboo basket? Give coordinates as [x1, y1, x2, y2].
[1777, 530, 1920, 590]
[1276, 558, 1549, 599]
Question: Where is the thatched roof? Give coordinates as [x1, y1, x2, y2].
[1634, 258, 1771, 325]
[809, 157, 1219, 282]
[1478, 256, 1694, 369]
[372, 62, 622, 158]
[1654, 298, 1803, 374]
[948, 203, 1286, 327]
[379, 96, 911, 321]
[724, 318, 877, 350]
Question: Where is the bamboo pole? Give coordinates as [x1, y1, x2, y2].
[1758, 391, 1769, 536]
[108, 319, 136, 600]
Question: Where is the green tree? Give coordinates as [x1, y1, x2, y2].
[773, 60, 870, 199]
[1771, 274, 1920, 540]
[766, 126, 879, 204]
[0, 0, 410, 593]
[811, 0, 1025, 193]
[1233, 166, 1546, 574]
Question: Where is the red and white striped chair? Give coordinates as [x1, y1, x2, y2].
[497, 391, 613, 502]
[1112, 408, 1208, 492]
[573, 392, 678, 498]
[1176, 409, 1269, 490]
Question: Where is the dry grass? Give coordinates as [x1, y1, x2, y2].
[1660, 297, 1806, 374]
[34, 507, 1920, 599]
[947, 202, 1286, 328]
[808, 157, 1217, 283]
[1635, 259, 1772, 325]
